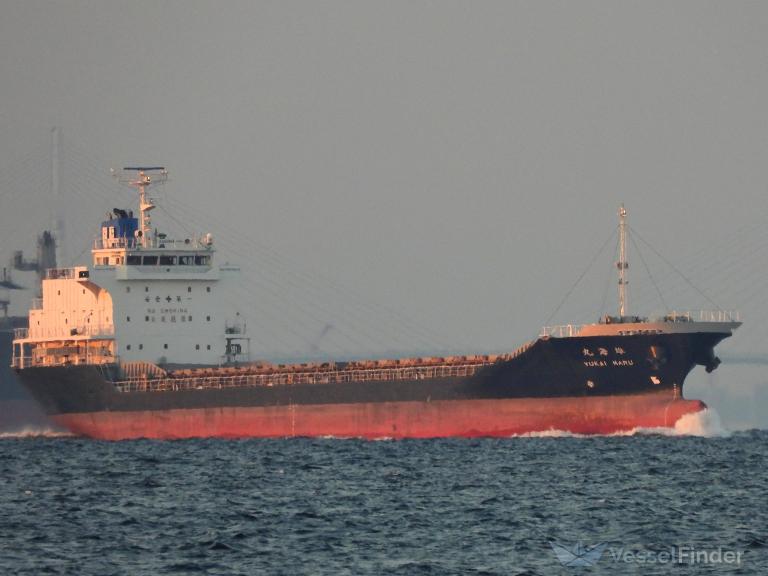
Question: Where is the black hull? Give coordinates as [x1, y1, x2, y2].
[1, 322, 51, 431]
[16, 332, 728, 416]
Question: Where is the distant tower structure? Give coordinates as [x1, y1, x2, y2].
[36, 231, 57, 294]
[0, 266, 21, 321]
[11, 231, 57, 296]
[51, 126, 65, 265]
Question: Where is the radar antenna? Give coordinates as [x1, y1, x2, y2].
[111, 167, 168, 248]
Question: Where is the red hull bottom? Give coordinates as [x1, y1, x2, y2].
[53, 393, 706, 440]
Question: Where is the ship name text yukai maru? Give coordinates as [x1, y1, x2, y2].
[11, 168, 740, 439]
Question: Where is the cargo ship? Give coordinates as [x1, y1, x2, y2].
[10, 168, 740, 439]
[1, 237, 59, 432]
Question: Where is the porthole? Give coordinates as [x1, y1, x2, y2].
[126, 344, 132, 351]
[164, 343, 168, 350]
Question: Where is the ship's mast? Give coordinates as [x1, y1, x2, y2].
[617, 204, 628, 318]
[113, 167, 167, 248]
[51, 127, 65, 264]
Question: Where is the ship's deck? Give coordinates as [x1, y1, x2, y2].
[112, 341, 537, 393]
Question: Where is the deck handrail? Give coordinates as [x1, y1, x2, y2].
[94, 237, 211, 250]
[541, 309, 741, 338]
[16, 326, 114, 340]
[112, 362, 497, 393]
[540, 325, 584, 338]
[44, 267, 88, 280]
[657, 310, 740, 323]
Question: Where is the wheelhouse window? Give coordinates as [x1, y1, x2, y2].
[127, 255, 141, 265]
[179, 255, 194, 265]
[143, 256, 158, 265]
[159, 255, 176, 265]
[194, 255, 211, 266]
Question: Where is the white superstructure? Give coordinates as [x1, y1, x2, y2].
[12, 167, 247, 369]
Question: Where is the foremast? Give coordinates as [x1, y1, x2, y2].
[539, 204, 740, 352]
[617, 204, 628, 318]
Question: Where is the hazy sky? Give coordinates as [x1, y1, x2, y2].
[2, 1, 768, 425]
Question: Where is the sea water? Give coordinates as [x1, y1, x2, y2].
[0, 410, 766, 575]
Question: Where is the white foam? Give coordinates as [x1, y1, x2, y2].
[515, 429, 584, 438]
[670, 408, 729, 437]
[510, 409, 729, 438]
[0, 426, 74, 439]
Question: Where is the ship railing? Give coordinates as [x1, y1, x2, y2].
[30, 298, 43, 310]
[510, 340, 536, 358]
[540, 325, 584, 338]
[657, 310, 741, 323]
[13, 327, 29, 340]
[94, 237, 209, 250]
[541, 311, 741, 338]
[15, 354, 114, 369]
[11, 356, 32, 369]
[111, 362, 500, 394]
[93, 238, 138, 250]
[22, 326, 115, 339]
[153, 238, 209, 249]
[44, 267, 88, 280]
